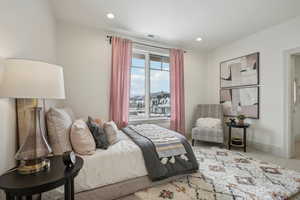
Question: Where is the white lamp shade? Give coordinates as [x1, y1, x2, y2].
[0, 59, 65, 99]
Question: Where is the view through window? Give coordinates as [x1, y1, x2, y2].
[129, 52, 170, 120]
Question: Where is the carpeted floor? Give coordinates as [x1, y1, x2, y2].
[132, 146, 300, 200]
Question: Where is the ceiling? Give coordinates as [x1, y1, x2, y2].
[50, 0, 300, 51]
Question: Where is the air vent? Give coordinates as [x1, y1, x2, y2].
[147, 34, 155, 39]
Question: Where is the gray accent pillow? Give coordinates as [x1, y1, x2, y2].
[87, 117, 110, 149]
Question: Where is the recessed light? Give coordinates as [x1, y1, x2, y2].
[106, 13, 115, 19]
[196, 37, 202, 42]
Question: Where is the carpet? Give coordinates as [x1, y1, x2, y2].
[135, 147, 300, 200]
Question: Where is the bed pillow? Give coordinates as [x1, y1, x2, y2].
[103, 121, 119, 145]
[93, 118, 105, 127]
[86, 117, 110, 149]
[70, 119, 96, 155]
[46, 107, 73, 155]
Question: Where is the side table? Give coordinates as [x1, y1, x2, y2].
[226, 122, 250, 152]
[0, 156, 83, 200]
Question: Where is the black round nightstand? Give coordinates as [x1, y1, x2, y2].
[226, 122, 250, 152]
[0, 155, 83, 200]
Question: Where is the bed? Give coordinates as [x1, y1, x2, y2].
[43, 107, 198, 199]
[73, 125, 199, 199]
[75, 131, 148, 192]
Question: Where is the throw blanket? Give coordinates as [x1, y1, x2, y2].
[128, 124, 187, 164]
[122, 124, 199, 181]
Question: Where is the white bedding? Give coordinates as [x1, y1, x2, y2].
[75, 130, 148, 192]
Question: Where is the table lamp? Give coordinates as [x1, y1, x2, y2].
[0, 59, 65, 174]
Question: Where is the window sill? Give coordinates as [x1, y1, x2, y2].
[129, 117, 170, 125]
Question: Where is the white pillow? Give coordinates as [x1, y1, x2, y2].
[103, 121, 119, 145]
[196, 118, 221, 129]
[46, 107, 73, 155]
[70, 119, 96, 155]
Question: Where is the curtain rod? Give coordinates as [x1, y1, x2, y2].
[106, 36, 186, 53]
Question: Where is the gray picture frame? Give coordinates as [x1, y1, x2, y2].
[220, 52, 259, 88]
[220, 86, 259, 119]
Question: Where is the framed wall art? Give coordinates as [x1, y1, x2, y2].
[220, 52, 259, 88]
[220, 86, 259, 119]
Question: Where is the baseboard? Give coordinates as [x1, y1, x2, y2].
[295, 134, 300, 142]
[248, 141, 285, 157]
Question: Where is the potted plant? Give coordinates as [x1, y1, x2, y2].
[237, 114, 246, 125]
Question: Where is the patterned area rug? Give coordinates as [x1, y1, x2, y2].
[135, 147, 300, 200]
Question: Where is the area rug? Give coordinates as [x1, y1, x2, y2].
[134, 147, 300, 200]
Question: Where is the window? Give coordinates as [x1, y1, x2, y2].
[129, 51, 170, 121]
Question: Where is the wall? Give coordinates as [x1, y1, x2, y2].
[207, 16, 300, 156]
[184, 52, 208, 135]
[294, 56, 300, 142]
[56, 22, 111, 121]
[56, 21, 208, 136]
[0, 0, 56, 174]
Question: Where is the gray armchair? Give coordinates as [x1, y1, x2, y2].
[192, 104, 224, 145]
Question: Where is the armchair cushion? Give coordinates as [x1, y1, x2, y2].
[196, 118, 221, 129]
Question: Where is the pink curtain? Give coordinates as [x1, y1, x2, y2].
[170, 49, 185, 134]
[109, 37, 132, 128]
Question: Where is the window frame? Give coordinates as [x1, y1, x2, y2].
[129, 49, 170, 122]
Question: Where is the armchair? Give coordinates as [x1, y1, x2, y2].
[191, 104, 224, 145]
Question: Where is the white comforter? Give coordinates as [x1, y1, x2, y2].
[75, 131, 148, 192]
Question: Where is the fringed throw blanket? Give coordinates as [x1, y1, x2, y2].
[128, 124, 188, 164]
[122, 124, 199, 180]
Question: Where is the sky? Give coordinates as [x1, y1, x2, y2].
[130, 57, 170, 97]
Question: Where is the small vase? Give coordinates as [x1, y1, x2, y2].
[238, 119, 244, 125]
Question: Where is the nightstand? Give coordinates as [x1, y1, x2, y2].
[226, 122, 250, 152]
[0, 156, 83, 200]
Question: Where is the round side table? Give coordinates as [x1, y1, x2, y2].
[226, 122, 250, 152]
[0, 156, 83, 200]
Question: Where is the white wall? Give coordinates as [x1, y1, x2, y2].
[207, 16, 300, 156]
[56, 22, 111, 121]
[56, 21, 208, 136]
[0, 0, 56, 174]
[184, 52, 208, 135]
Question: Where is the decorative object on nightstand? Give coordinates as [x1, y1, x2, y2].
[229, 118, 236, 125]
[237, 114, 246, 125]
[0, 59, 65, 174]
[226, 122, 250, 152]
[63, 151, 77, 169]
[0, 156, 83, 200]
[231, 137, 243, 146]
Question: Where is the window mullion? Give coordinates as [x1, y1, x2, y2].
[145, 53, 150, 119]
